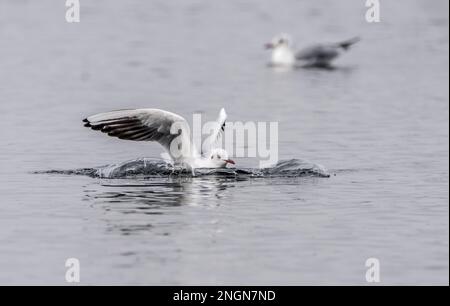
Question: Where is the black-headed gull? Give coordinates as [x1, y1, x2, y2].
[83, 108, 235, 170]
[265, 33, 360, 67]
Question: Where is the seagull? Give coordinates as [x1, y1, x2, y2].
[83, 108, 235, 171]
[265, 33, 360, 68]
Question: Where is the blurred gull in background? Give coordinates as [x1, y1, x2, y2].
[265, 33, 360, 68]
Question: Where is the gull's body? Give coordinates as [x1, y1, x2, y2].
[83, 108, 234, 172]
[266, 33, 360, 68]
[271, 44, 296, 66]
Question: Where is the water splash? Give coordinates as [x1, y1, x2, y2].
[36, 158, 330, 179]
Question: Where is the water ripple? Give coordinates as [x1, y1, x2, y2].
[35, 158, 330, 179]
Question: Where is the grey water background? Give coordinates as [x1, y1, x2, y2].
[0, 0, 448, 285]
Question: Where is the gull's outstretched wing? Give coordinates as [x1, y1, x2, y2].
[83, 109, 192, 161]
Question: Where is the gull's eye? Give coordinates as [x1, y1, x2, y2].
[218, 155, 221, 159]
[211, 156, 214, 159]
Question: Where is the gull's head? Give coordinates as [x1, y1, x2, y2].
[265, 33, 293, 50]
[208, 148, 235, 168]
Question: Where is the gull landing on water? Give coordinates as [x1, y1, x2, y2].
[83, 108, 235, 172]
[265, 33, 360, 68]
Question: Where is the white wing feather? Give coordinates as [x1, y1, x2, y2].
[202, 108, 227, 155]
[83, 108, 194, 163]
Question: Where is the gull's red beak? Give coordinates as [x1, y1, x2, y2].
[265, 43, 274, 49]
[224, 159, 235, 165]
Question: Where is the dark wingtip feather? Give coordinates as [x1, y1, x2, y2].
[91, 124, 104, 131]
[83, 118, 92, 128]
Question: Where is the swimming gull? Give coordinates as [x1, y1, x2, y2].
[265, 33, 360, 67]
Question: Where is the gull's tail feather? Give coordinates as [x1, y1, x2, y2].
[337, 36, 361, 50]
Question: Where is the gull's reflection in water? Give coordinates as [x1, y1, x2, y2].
[83, 176, 240, 236]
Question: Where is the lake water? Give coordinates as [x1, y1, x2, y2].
[0, 0, 448, 285]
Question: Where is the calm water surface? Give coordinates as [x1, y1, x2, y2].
[0, 0, 448, 285]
